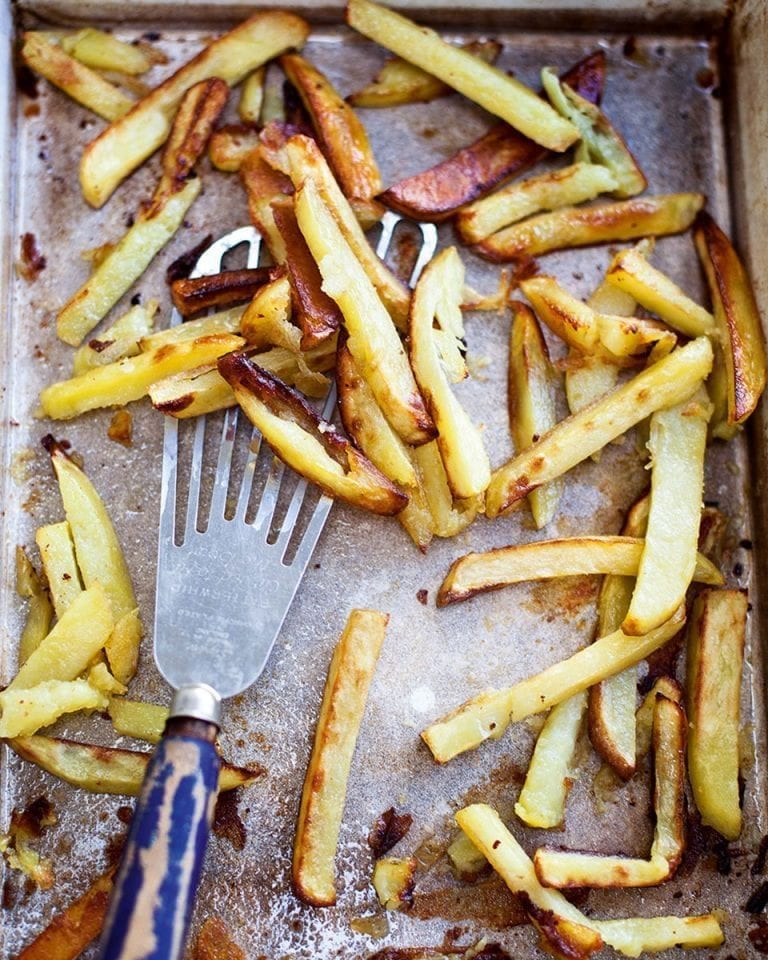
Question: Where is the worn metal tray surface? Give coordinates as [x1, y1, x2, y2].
[2, 2, 767, 957]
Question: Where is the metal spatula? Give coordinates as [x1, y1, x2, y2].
[96, 214, 437, 960]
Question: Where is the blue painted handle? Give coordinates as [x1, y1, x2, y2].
[97, 720, 220, 960]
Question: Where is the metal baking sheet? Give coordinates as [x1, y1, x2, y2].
[3, 3, 767, 957]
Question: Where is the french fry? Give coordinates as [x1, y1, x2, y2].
[15, 547, 54, 666]
[346, 0, 578, 152]
[280, 53, 383, 226]
[1, 797, 57, 890]
[606, 246, 714, 337]
[240, 146, 294, 262]
[476, 193, 704, 262]
[437, 536, 721, 607]
[56, 179, 201, 346]
[208, 124, 261, 172]
[7, 735, 260, 796]
[378, 51, 605, 220]
[238, 66, 266, 123]
[508, 301, 563, 528]
[636, 676, 682, 761]
[486, 336, 714, 518]
[622, 388, 712, 635]
[694, 210, 767, 432]
[72, 299, 158, 374]
[293, 609, 387, 906]
[79, 11, 310, 207]
[413, 441, 482, 539]
[542, 67, 646, 197]
[372, 857, 417, 910]
[409, 247, 490, 498]
[534, 694, 686, 888]
[8, 583, 113, 691]
[140, 306, 244, 350]
[171, 267, 276, 317]
[279, 134, 411, 328]
[421, 605, 685, 763]
[294, 177, 434, 445]
[239, 274, 297, 349]
[41, 332, 245, 419]
[348, 39, 501, 107]
[455, 804, 722, 957]
[35, 522, 82, 618]
[520, 275, 677, 365]
[219, 353, 408, 516]
[21, 32, 134, 122]
[14, 867, 116, 960]
[87, 662, 127, 698]
[588, 493, 648, 779]
[457, 162, 618, 245]
[0, 679, 107, 738]
[446, 830, 489, 881]
[61, 28, 152, 75]
[514, 691, 586, 829]
[271, 198, 343, 348]
[686, 588, 747, 840]
[108, 698, 169, 744]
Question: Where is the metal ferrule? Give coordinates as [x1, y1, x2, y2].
[170, 683, 222, 727]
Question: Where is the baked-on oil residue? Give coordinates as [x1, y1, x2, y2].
[213, 788, 247, 851]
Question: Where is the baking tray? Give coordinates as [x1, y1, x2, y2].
[2, 1, 768, 957]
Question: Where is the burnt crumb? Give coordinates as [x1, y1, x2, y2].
[741, 538, 754, 551]
[368, 807, 413, 858]
[714, 838, 732, 875]
[79, 118, 92, 130]
[37, 149, 47, 162]
[704, 499, 720, 508]
[711, 86, 722, 99]
[88, 338, 115, 353]
[16, 233, 46, 281]
[104, 832, 126, 869]
[471, 946, 511, 960]
[416, 589, 428, 606]
[752, 835, 768, 875]
[749, 922, 768, 952]
[746, 881, 768, 914]
[313, 562, 321, 569]
[622, 35, 638, 58]
[696, 67, 716, 89]
[213, 789, 248, 851]
[749, 603, 754, 613]
[130, 293, 142, 306]
[142, 31, 162, 41]
[2, 876, 17, 910]
[107, 410, 133, 448]
[421, 127, 437, 139]
[673, 890, 683, 899]
[125, 213, 135, 229]
[24, 103, 40, 118]
[733, 562, 744, 578]
[12, 796, 55, 838]
[16, 63, 38, 99]
[166, 234, 214, 284]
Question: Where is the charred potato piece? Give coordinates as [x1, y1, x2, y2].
[171, 267, 277, 317]
[240, 147, 295, 262]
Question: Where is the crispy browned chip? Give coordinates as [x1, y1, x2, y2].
[170, 266, 279, 317]
[378, 51, 606, 221]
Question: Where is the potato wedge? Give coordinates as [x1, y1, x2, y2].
[79, 11, 310, 207]
[421, 606, 685, 763]
[56, 177, 201, 347]
[108, 698, 169, 744]
[171, 267, 276, 317]
[514, 691, 586, 829]
[456, 804, 722, 957]
[348, 40, 501, 107]
[272, 198, 343, 349]
[346, 0, 578, 152]
[61, 28, 151, 75]
[486, 336, 714, 518]
[409, 247, 490, 498]
[686, 588, 747, 840]
[293, 609, 387, 906]
[219, 352, 407, 516]
[294, 177, 434, 445]
[209, 124, 261, 172]
[240, 147, 295, 261]
[542, 67, 646, 197]
[437, 536, 721, 607]
[457, 162, 618, 245]
[35, 522, 82, 618]
[21, 32, 134, 122]
[606, 246, 714, 337]
[15, 547, 54, 666]
[72, 300, 158, 374]
[378, 51, 605, 220]
[476, 193, 704, 262]
[281, 53, 383, 226]
[694, 210, 767, 430]
[14, 867, 115, 960]
[8, 583, 113, 691]
[7, 735, 260, 796]
[280, 134, 411, 328]
[508, 301, 563, 528]
[535, 694, 685, 888]
[41, 332, 245, 419]
[0, 679, 107, 738]
[622, 388, 712, 635]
